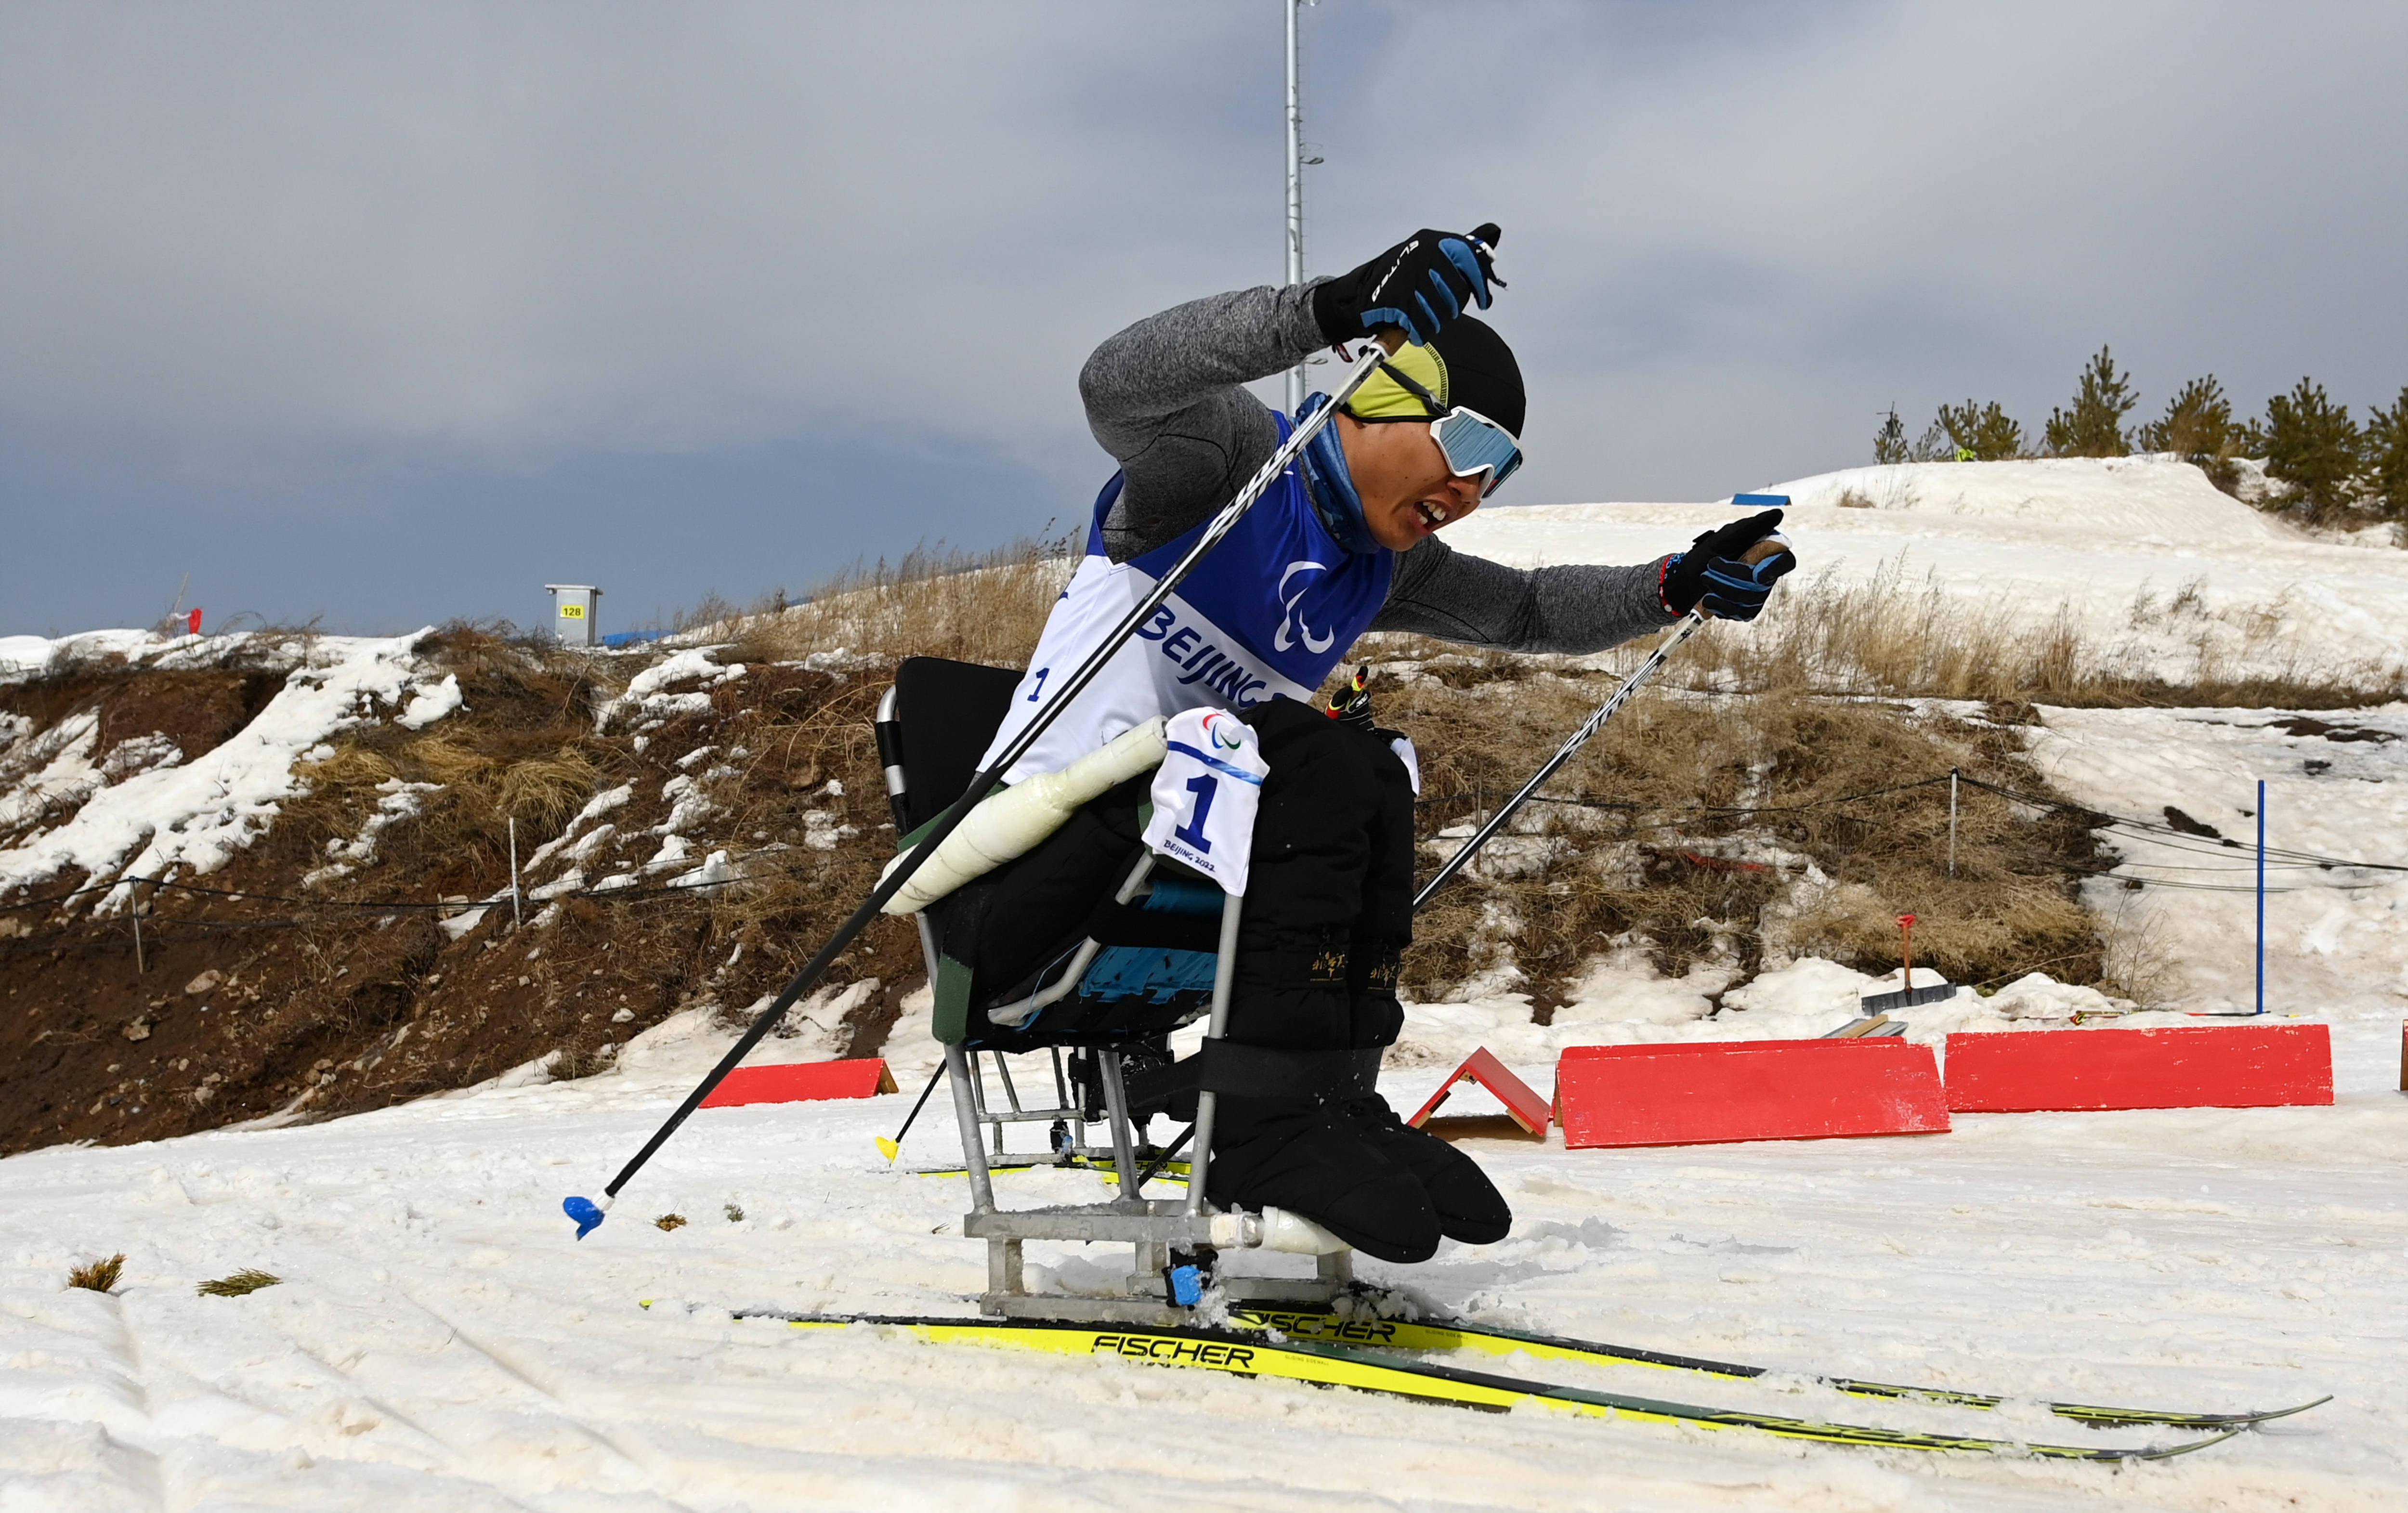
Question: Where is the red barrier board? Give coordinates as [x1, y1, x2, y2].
[1408, 1047, 1552, 1137]
[1552, 1039, 1950, 1150]
[701, 1058, 899, 1109]
[1943, 1024, 2331, 1113]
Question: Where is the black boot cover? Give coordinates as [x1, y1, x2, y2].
[1338, 1092, 1513, 1244]
[1204, 1090, 1440, 1264]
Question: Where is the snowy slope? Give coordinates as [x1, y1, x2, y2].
[0, 629, 457, 913]
[1450, 457, 2408, 683]
[3, 1017, 2403, 1511]
[2027, 702, 2408, 1017]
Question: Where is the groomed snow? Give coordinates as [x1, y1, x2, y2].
[3, 1011, 2401, 1511]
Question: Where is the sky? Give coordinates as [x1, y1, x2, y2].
[4, 0, 2405, 638]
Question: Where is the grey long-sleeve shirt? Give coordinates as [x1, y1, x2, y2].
[1077, 281, 1676, 655]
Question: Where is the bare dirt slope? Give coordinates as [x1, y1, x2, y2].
[3, 593, 2126, 1158]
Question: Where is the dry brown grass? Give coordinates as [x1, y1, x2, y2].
[67, 1253, 124, 1292]
[1380, 661, 2107, 1002]
[715, 541, 1073, 669]
[196, 1268, 280, 1297]
[283, 625, 628, 887]
[1666, 561, 2404, 708]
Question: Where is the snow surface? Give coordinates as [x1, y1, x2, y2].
[2026, 702, 2408, 1018]
[4, 1008, 2402, 1511]
[1448, 457, 2408, 683]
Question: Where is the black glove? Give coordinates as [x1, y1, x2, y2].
[1313, 223, 1504, 347]
[1661, 509, 1795, 621]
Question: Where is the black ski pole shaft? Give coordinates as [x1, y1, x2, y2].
[1412, 610, 1706, 913]
[1134, 1124, 1194, 1191]
[881, 1061, 948, 1159]
[596, 341, 1392, 1203]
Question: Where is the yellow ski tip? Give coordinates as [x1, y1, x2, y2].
[875, 1136, 900, 1163]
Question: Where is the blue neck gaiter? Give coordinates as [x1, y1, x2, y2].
[1293, 393, 1380, 555]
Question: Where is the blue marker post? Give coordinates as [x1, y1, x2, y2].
[2255, 779, 2266, 1017]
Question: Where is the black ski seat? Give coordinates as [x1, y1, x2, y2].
[875, 657, 1229, 1055]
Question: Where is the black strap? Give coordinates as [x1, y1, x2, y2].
[1125, 1043, 1382, 1108]
[1078, 899, 1222, 953]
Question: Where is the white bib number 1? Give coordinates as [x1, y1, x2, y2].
[1143, 709, 1268, 896]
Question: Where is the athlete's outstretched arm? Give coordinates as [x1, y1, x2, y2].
[1371, 534, 1675, 654]
[1078, 283, 1328, 562]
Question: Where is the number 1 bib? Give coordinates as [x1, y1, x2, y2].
[1142, 708, 1268, 895]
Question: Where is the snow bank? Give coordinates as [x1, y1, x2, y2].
[595, 648, 745, 734]
[1450, 456, 2408, 681]
[0, 630, 457, 912]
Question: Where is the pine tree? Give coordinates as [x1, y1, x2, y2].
[1873, 406, 1909, 465]
[2043, 346, 2137, 457]
[2365, 387, 2408, 523]
[2262, 377, 2364, 520]
[2137, 376, 2232, 457]
[2137, 375, 2242, 491]
[1935, 400, 2024, 461]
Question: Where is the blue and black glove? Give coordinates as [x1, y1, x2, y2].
[1661, 508, 1795, 622]
[1313, 223, 1504, 347]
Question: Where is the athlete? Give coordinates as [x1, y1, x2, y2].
[939, 224, 1793, 1263]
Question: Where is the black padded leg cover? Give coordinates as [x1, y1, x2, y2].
[1203, 702, 1452, 1261]
[928, 772, 1151, 1002]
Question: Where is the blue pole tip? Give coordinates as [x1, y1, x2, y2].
[565, 1196, 605, 1239]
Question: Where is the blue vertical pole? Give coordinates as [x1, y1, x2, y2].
[2255, 779, 2265, 1016]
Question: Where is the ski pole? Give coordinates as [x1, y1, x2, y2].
[567, 339, 1394, 1237]
[1412, 527, 1791, 911]
[1412, 609, 1708, 912]
[875, 1061, 947, 1163]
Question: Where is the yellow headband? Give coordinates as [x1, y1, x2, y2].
[1342, 340, 1450, 421]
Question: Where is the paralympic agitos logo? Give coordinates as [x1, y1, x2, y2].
[1273, 560, 1336, 654]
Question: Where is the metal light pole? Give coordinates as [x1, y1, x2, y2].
[1284, 0, 1307, 414]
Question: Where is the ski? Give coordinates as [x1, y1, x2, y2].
[1230, 1303, 2329, 1431]
[910, 1154, 1190, 1184]
[737, 1311, 2239, 1461]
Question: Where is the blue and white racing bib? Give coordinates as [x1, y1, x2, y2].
[1142, 709, 1268, 895]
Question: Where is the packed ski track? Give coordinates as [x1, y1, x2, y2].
[7, 457, 2408, 1510]
[4, 1026, 2402, 1511]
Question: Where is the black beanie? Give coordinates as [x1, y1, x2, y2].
[1427, 316, 1525, 439]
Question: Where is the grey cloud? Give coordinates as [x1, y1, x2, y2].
[3, 1, 2403, 633]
